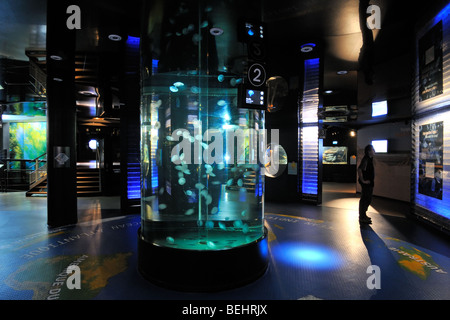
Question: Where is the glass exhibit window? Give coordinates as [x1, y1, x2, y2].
[414, 113, 450, 220]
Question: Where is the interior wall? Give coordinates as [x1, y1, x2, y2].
[322, 126, 357, 183]
[357, 122, 411, 202]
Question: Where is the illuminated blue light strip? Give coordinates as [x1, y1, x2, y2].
[300, 58, 320, 196]
[433, 2, 450, 26]
[126, 36, 140, 49]
[127, 162, 141, 200]
[125, 36, 141, 201]
[302, 127, 319, 195]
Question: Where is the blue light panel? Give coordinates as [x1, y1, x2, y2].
[127, 164, 141, 200]
[433, 2, 450, 26]
[299, 58, 320, 197]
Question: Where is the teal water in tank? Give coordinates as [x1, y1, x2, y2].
[140, 73, 265, 250]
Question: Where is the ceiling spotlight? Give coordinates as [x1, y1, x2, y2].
[50, 55, 63, 61]
[300, 43, 316, 53]
[53, 77, 64, 82]
[324, 90, 333, 94]
[210, 27, 224, 36]
[108, 34, 122, 41]
[337, 70, 348, 75]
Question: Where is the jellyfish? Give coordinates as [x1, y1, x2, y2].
[218, 222, 227, 231]
[195, 183, 205, 190]
[233, 220, 243, 228]
[166, 237, 175, 244]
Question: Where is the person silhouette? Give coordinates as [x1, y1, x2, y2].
[358, 144, 375, 224]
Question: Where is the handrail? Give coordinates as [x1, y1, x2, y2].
[32, 153, 47, 162]
[29, 59, 47, 98]
[1, 156, 48, 192]
[29, 153, 47, 186]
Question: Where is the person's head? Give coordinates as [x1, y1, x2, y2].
[364, 144, 375, 158]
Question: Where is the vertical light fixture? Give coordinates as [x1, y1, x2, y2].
[299, 58, 320, 200]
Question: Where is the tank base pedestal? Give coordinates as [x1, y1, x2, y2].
[137, 228, 269, 292]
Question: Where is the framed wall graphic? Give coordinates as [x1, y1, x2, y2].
[413, 5, 450, 113]
[418, 121, 444, 200]
[418, 21, 443, 102]
[322, 146, 347, 165]
[413, 112, 450, 225]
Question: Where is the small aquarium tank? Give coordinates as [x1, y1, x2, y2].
[138, 0, 269, 291]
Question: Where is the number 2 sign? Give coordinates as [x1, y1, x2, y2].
[248, 63, 267, 87]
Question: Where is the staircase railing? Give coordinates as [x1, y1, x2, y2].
[29, 59, 47, 98]
[28, 153, 47, 188]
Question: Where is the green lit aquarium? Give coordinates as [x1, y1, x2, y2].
[137, 0, 269, 291]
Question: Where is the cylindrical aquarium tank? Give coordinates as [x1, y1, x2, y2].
[138, 0, 269, 291]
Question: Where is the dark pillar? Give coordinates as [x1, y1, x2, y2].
[46, 0, 78, 227]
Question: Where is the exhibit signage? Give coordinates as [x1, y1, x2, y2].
[418, 21, 444, 102]
[418, 121, 444, 200]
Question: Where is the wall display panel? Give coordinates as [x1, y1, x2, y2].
[414, 111, 450, 221]
[9, 122, 46, 161]
[418, 121, 444, 200]
[322, 146, 347, 165]
[413, 3, 450, 113]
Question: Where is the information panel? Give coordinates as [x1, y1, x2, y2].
[413, 4, 450, 113]
[414, 112, 450, 221]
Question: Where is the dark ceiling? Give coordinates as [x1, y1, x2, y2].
[1, 0, 448, 127]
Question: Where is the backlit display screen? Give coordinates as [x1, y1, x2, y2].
[372, 100, 388, 117]
[372, 139, 388, 153]
[246, 89, 265, 106]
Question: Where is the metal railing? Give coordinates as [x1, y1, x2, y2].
[29, 59, 47, 98]
[28, 153, 47, 188]
[0, 154, 47, 192]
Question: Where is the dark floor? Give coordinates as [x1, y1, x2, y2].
[0, 182, 449, 303]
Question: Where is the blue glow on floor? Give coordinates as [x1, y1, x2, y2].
[271, 242, 342, 270]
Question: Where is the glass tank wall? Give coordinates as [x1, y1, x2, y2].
[140, 0, 266, 253]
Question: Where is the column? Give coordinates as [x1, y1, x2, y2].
[46, 0, 78, 227]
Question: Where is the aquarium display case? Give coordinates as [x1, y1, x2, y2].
[137, 0, 268, 291]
